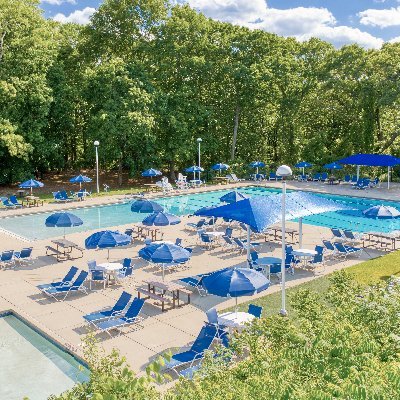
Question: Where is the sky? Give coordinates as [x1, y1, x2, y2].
[39, 0, 400, 49]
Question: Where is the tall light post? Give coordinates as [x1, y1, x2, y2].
[94, 140, 100, 193]
[276, 164, 292, 316]
[197, 137, 202, 180]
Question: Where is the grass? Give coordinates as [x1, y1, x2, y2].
[231, 251, 400, 317]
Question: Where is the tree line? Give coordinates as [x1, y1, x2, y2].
[1, 0, 399, 185]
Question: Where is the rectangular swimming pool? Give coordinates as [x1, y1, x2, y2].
[0, 312, 89, 400]
[1, 186, 400, 240]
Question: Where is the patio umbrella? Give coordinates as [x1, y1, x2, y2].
[19, 179, 44, 195]
[211, 163, 229, 176]
[138, 243, 191, 280]
[363, 205, 400, 219]
[141, 168, 162, 182]
[185, 165, 204, 180]
[69, 174, 92, 189]
[220, 190, 249, 204]
[45, 212, 83, 238]
[249, 161, 265, 175]
[202, 267, 270, 312]
[295, 161, 313, 176]
[85, 230, 131, 260]
[324, 162, 343, 170]
[131, 199, 163, 213]
[142, 211, 181, 226]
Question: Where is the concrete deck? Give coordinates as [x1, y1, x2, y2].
[0, 180, 391, 376]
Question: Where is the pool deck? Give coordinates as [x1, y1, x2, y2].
[0, 180, 394, 384]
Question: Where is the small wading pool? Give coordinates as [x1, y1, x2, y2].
[0, 312, 89, 400]
[1, 186, 400, 240]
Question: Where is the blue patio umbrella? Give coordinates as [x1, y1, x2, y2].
[139, 242, 191, 280]
[85, 230, 131, 259]
[142, 211, 181, 226]
[295, 161, 313, 175]
[211, 163, 229, 176]
[131, 199, 163, 213]
[185, 165, 204, 180]
[363, 205, 400, 219]
[249, 161, 265, 174]
[202, 267, 270, 311]
[220, 191, 249, 204]
[324, 162, 343, 170]
[19, 179, 44, 194]
[142, 168, 162, 182]
[69, 174, 92, 189]
[45, 212, 83, 238]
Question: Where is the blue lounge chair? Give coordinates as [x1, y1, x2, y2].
[343, 230, 363, 244]
[2, 199, 16, 209]
[312, 173, 321, 181]
[268, 172, 277, 181]
[0, 250, 14, 268]
[92, 297, 145, 336]
[185, 219, 206, 230]
[248, 304, 263, 319]
[233, 238, 260, 253]
[9, 195, 23, 208]
[333, 242, 363, 259]
[322, 240, 337, 258]
[42, 271, 88, 300]
[370, 178, 380, 188]
[83, 291, 132, 325]
[298, 174, 307, 182]
[331, 228, 345, 242]
[37, 266, 79, 290]
[179, 275, 208, 296]
[53, 190, 74, 202]
[351, 175, 358, 183]
[200, 233, 214, 249]
[306, 253, 325, 275]
[344, 175, 351, 183]
[321, 172, 328, 181]
[165, 324, 227, 374]
[354, 179, 368, 190]
[13, 247, 33, 264]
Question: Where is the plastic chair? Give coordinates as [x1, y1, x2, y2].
[248, 304, 263, 319]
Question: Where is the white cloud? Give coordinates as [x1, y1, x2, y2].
[53, 7, 96, 25]
[41, 0, 76, 5]
[389, 36, 400, 43]
[358, 6, 400, 28]
[181, 1, 383, 49]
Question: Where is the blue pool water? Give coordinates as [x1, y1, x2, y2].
[1, 186, 400, 240]
[0, 313, 89, 400]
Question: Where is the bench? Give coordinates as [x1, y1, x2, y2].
[137, 288, 172, 312]
[46, 246, 64, 261]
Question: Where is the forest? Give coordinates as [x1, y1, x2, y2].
[1, 0, 400, 185]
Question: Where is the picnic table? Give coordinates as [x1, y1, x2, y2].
[46, 238, 84, 262]
[363, 232, 400, 251]
[214, 176, 229, 185]
[266, 227, 299, 244]
[135, 224, 163, 241]
[22, 196, 44, 207]
[137, 279, 191, 312]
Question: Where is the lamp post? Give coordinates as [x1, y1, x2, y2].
[197, 138, 202, 180]
[276, 164, 292, 316]
[94, 140, 100, 193]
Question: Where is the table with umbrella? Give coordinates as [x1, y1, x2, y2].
[69, 174, 92, 191]
[185, 165, 204, 184]
[85, 230, 131, 260]
[249, 161, 265, 180]
[211, 163, 229, 183]
[295, 161, 313, 178]
[139, 242, 191, 280]
[19, 179, 44, 206]
[202, 267, 270, 329]
[142, 168, 162, 183]
[324, 162, 343, 184]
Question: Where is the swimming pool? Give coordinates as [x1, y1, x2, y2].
[1, 186, 400, 240]
[0, 312, 89, 400]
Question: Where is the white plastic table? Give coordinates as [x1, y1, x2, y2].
[96, 262, 123, 284]
[291, 249, 317, 266]
[218, 311, 255, 329]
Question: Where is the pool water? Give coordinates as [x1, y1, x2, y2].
[0, 313, 89, 400]
[1, 186, 400, 240]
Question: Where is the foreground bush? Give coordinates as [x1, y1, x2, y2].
[52, 272, 400, 399]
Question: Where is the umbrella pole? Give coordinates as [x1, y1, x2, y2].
[162, 264, 165, 281]
[298, 217, 303, 248]
[388, 167, 390, 190]
[235, 297, 238, 317]
[64, 227, 66, 239]
[79, 182, 82, 190]
[107, 248, 110, 260]
[280, 180, 287, 317]
[246, 225, 251, 267]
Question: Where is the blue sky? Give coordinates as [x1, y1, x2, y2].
[40, 0, 400, 48]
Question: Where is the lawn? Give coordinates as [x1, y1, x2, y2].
[232, 251, 400, 317]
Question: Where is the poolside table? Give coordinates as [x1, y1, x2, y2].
[291, 248, 317, 267]
[96, 262, 123, 285]
[218, 311, 255, 330]
[256, 256, 282, 280]
[22, 196, 43, 207]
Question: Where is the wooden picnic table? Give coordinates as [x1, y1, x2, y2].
[363, 232, 400, 251]
[142, 184, 161, 193]
[265, 227, 299, 244]
[22, 196, 44, 207]
[46, 238, 84, 262]
[135, 224, 163, 241]
[137, 279, 191, 312]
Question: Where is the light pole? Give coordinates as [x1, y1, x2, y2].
[94, 140, 100, 193]
[197, 138, 202, 180]
[276, 164, 292, 316]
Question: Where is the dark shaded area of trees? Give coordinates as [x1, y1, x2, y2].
[1, 0, 399, 185]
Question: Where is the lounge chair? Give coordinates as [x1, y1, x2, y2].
[185, 219, 206, 230]
[305, 253, 325, 275]
[268, 172, 277, 181]
[321, 173, 328, 181]
[333, 242, 363, 259]
[83, 291, 132, 325]
[227, 173, 244, 182]
[322, 240, 337, 258]
[221, 235, 235, 250]
[53, 190, 74, 202]
[0, 250, 15, 268]
[312, 173, 321, 181]
[200, 233, 215, 249]
[13, 247, 33, 265]
[2, 199, 16, 209]
[37, 266, 79, 290]
[351, 175, 358, 183]
[164, 324, 227, 374]
[92, 297, 145, 336]
[343, 230, 363, 245]
[232, 238, 260, 253]
[353, 179, 368, 190]
[344, 175, 351, 184]
[41, 271, 89, 300]
[179, 275, 208, 296]
[298, 174, 307, 182]
[331, 228, 345, 242]
[9, 195, 23, 208]
[370, 178, 380, 188]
